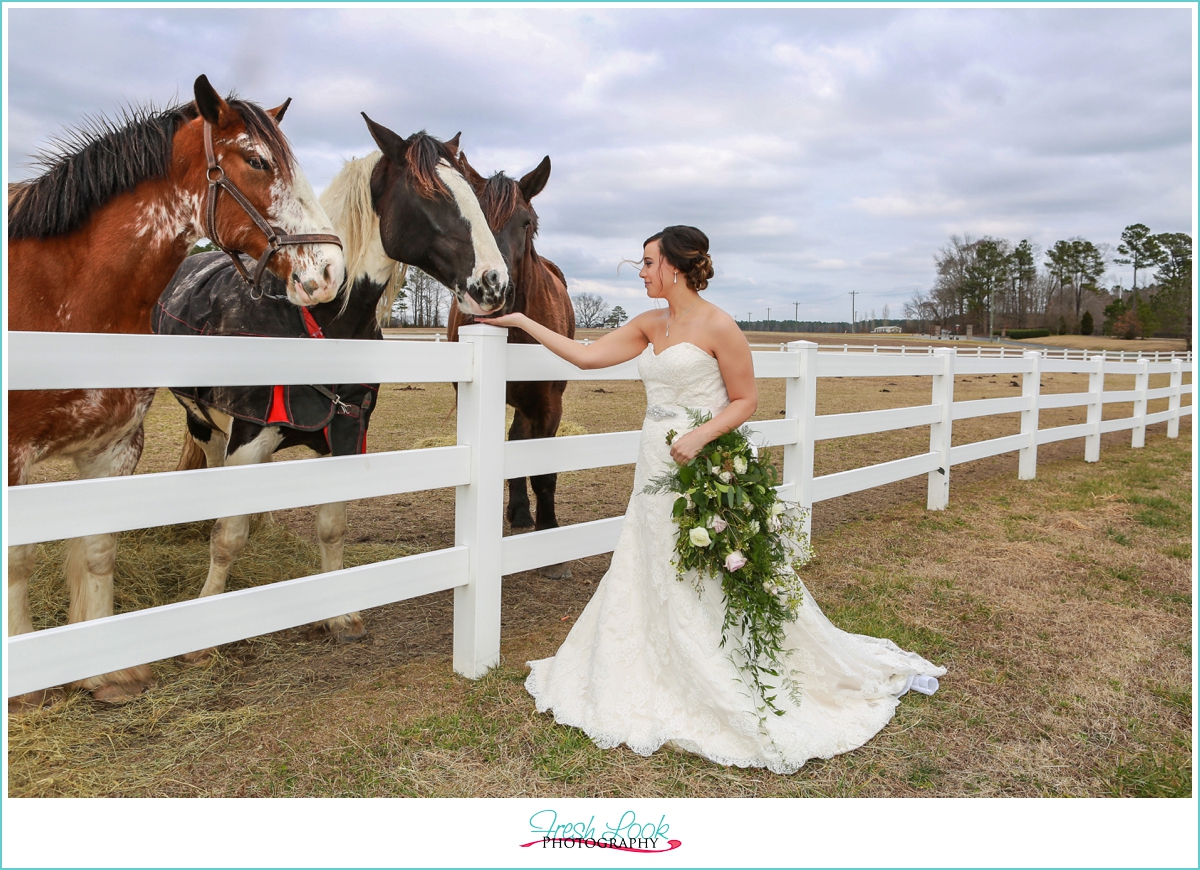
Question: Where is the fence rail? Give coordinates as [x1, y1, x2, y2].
[5, 331, 1193, 697]
[383, 331, 1193, 364]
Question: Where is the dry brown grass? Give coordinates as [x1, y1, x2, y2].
[1016, 334, 1189, 352]
[9, 359, 1192, 798]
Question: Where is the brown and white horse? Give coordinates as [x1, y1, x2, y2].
[7, 75, 345, 708]
[161, 121, 509, 658]
[449, 154, 576, 578]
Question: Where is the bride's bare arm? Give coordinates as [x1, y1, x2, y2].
[668, 317, 758, 464]
[475, 311, 654, 369]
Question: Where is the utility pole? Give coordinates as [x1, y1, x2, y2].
[849, 291, 858, 334]
[766, 307, 771, 332]
[793, 301, 800, 331]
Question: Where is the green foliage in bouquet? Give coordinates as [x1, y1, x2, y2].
[643, 409, 814, 720]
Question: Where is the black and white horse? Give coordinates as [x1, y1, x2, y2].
[154, 117, 507, 657]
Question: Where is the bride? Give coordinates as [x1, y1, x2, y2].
[480, 225, 945, 774]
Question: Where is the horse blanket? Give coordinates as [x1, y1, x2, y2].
[153, 252, 376, 456]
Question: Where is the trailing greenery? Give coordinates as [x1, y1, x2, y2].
[643, 409, 813, 720]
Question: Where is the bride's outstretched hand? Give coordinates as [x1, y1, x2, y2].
[475, 312, 525, 328]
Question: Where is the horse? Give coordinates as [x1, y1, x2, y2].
[157, 119, 509, 660]
[7, 75, 346, 709]
[449, 154, 576, 579]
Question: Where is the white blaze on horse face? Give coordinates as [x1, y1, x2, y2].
[267, 158, 346, 307]
[435, 161, 509, 314]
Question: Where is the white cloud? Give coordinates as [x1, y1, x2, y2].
[6, 6, 1192, 324]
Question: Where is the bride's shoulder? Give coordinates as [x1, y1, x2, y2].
[699, 305, 751, 353]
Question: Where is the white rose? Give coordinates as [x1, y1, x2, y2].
[771, 503, 786, 517]
[719, 471, 733, 484]
[768, 516, 781, 532]
[733, 455, 748, 475]
[688, 527, 712, 548]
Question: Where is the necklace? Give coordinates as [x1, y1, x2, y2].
[665, 299, 699, 337]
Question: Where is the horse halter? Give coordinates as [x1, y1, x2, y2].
[203, 120, 343, 295]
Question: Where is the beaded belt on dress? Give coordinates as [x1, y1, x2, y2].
[645, 403, 720, 421]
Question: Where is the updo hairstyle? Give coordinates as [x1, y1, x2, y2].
[644, 225, 715, 291]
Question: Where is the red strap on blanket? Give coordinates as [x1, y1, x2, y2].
[267, 309, 325, 423]
[301, 308, 326, 338]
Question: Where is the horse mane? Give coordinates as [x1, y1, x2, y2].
[8, 98, 294, 241]
[320, 151, 405, 327]
[478, 172, 539, 236]
[402, 131, 458, 201]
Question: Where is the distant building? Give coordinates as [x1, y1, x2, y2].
[871, 325, 902, 334]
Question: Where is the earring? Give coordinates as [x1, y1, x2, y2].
[673, 271, 678, 284]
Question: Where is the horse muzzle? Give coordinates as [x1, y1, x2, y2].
[458, 268, 509, 315]
[280, 244, 346, 307]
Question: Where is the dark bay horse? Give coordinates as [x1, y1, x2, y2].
[449, 154, 576, 578]
[159, 120, 509, 658]
[7, 75, 345, 708]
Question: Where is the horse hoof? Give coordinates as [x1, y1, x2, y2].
[179, 648, 215, 665]
[7, 687, 65, 713]
[509, 524, 535, 535]
[74, 665, 155, 705]
[322, 614, 366, 643]
[539, 562, 572, 580]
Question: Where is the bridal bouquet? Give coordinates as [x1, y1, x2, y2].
[643, 409, 814, 718]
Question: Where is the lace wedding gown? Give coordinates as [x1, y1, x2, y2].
[526, 342, 946, 774]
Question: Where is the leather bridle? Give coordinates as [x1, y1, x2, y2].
[203, 119, 343, 294]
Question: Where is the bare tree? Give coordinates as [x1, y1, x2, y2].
[406, 267, 450, 327]
[571, 292, 611, 328]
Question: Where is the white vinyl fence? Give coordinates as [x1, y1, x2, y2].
[5, 330, 1193, 698]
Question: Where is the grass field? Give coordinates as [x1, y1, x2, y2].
[7, 354, 1193, 797]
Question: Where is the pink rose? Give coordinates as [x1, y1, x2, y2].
[711, 517, 728, 533]
[724, 551, 747, 572]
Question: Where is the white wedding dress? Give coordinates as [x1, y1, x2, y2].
[526, 342, 946, 774]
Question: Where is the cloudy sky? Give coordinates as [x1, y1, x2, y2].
[6, 5, 1194, 324]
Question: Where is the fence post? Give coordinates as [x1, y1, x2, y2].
[927, 348, 955, 510]
[1167, 359, 1183, 438]
[453, 325, 508, 679]
[1085, 355, 1104, 463]
[784, 341, 818, 540]
[1131, 358, 1150, 448]
[1019, 350, 1041, 480]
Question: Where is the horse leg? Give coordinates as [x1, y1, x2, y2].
[67, 420, 156, 704]
[182, 420, 279, 664]
[7, 543, 65, 711]
[314, 501, 365, 642]
[505, 407, 536, 532]
[530, 385, 570, 579]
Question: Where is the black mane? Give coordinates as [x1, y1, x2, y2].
[402, 131, 457, 201]
[9, 98, 294, 241]
[479, 172, 538, 235]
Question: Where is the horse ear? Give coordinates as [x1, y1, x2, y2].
[267, 98, 292, 124]
[457, 151, 486, 190]
[361, 113, 410, 164]
[519, 156, 551, 202]
[445, 132, 461, 156]
[194, 74, 235, 129]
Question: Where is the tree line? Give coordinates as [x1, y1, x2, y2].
[375, 270, 629, 330]
[904, 224, 1192, 340]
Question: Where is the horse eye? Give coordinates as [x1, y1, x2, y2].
[246, 156, 270, 172]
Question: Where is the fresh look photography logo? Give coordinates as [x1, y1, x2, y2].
[520, 809, 682, 853]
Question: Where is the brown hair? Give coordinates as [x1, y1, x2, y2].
[643, 225, 714, 290]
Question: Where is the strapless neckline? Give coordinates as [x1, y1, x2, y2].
[646, 341, 716, 360]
